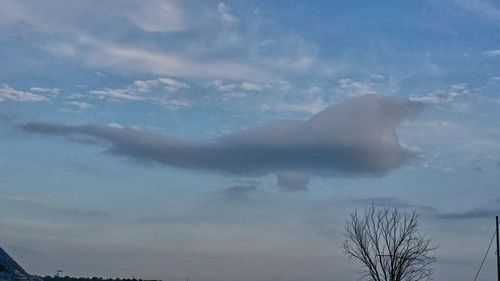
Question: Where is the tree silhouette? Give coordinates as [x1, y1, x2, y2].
[343, 205, 436, 281]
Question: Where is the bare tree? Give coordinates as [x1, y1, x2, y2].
[343, 206, 436, 281]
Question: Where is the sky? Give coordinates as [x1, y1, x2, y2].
[0, 0, 500, 280]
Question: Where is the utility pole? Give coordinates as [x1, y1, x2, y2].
[496, 216, 499, 281]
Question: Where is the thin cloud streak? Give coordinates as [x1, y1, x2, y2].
[354, 196, 500, 220]
[437, 207, 500, 220]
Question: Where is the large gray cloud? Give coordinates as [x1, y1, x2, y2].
[22, 95, 423, 188]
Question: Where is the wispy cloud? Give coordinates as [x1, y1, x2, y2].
[399, 117, 500, 172]
[64, 101, 94, 110]
[0, 0, 189, 34]
[30, 87, 60, 95]
[338, 79, 377, 97]
[452, 0, 500, 19]
[483, 50, 500, 57]
[125, 0, 188, 32]
[221, 184, 259, 200]
[352, 197, 437, 213]
[48, 36, 262, 80]
[90, 77, 192, 110]
[2, 1, 321, 84]
[0, 85, 49, 103]
[354, 196, 500, 221]
[217, 2, 238, 25]
[335, 75, 396, 99]
[5, 195, 108, 219]
[410, 83, 469, 105]
[437, 207, 500, 220]
[262, 98, 329, 115]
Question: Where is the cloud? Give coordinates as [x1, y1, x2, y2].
[65, 101, 93, 110]
[354, 197, 500, 221]
[0, 0, 189, 34]
[217, 3, 238, 25]
[437, 207, 500, 220]
[399, 117, 500, 172]
[483, 50, 500, 57]
[338, 79, 377, 97]
[240, 82, 263, 91]
[22, 95, 423, 187]
[2, 1, 320, 82]
[0, 84, 49, 103]
[48, 35, 262, 80]
[275, 172, 310, 191]
[410, 83, 469, 105]
[125, 0, 188, 32]
[91, 88, 145, 101]
[352, 197, 437, 213]
[262, 98, 328, 114]
[89, 77, 192, 110]
[221, 185, 258, 200]
[211, 80, 267, 98]
[5, 195, 108, 219]
[453, 0, 500, 19]
[30, 87, 60, 95]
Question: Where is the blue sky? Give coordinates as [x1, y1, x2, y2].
[1, 1, 500, 280]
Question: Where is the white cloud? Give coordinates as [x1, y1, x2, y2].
[305, 85, 323, 94]
[90, 77, 193, 110]
[400, 120, 500, 171]
[65, 101, 93, 109]
[339, 79, 377, 97]
[131, 77, 190, 93]
[0, 84, 49, 102]
[48, 36, 263, 80]
[0, 1, 190, 34]
[240, 82, 263, 91]
[223, 92, 248, 99]
[108, 123, 125, 129]
[217, 3, 238, 25]
[126, 0, 188, 32]
[30, 87, 60, 95]
[155, 98, 191, 110]
[3, 1, 320, 82]
[90, 89, 145, 101]
[452, 0, 500, 19]
[270, 47, 317, 72]
[369, 73, 386, 82]
[410, 83, 468, 105]
[262, 98, 329, 115]
[483, 50, 500, 57]
[212, 81, 237, 92]
[158, 78, 190, 91]
[4, 1, 321, 85]
[212, 80, 271, 94]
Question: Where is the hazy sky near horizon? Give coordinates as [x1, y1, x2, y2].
[1, 1, 500, 280]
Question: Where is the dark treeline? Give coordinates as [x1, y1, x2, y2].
[43, 276, 161, 281]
